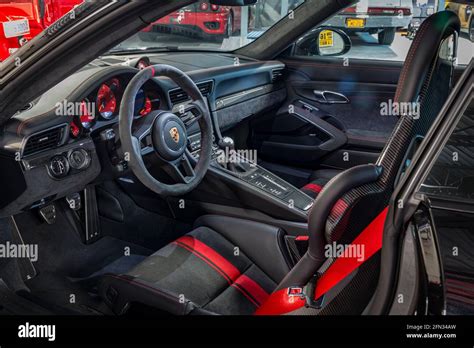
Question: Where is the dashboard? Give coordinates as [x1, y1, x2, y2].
[0, 53, 286, 217]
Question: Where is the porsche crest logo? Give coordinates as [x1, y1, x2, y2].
[169, 127, 180, 143]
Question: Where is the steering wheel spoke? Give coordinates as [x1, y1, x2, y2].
[132, 110, 161, 140]
[165, 154, 196, 184]
[131, 110, 166, 155]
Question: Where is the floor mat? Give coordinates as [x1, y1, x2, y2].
[23, 272, 112, 315]
[13, 208, 153, 314]
[14, 210, 152, 278]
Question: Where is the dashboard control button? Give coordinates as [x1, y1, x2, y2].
[68, 149, 91, 170]
[115, 160, 128, 172]
[100, 128, 115, 141]
[48, 155, 70, 179]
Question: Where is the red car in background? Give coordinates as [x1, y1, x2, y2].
[0, 0, 82, 61]
[140, 2, 242, 42]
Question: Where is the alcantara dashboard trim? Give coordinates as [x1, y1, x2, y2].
[215, 84, 273, 110]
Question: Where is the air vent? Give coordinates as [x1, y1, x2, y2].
[197, 81, 213, 96]
[169, 80, 214, 105]
[272, 68, 284, 83]
[169, 89, 189, 105]
[23, 126, 66, 157]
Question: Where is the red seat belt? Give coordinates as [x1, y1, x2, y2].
[256, 207, 389, 315]
[314, 206, 389, 299]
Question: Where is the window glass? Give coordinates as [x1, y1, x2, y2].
[293, 0, 474, 64]
[419, 97, 474, 202]
[117, 1, 305, 53]
[1, 1, 307, 60]
[3, 1, 472, 63]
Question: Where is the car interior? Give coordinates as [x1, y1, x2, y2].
[0, 0, 471, 316]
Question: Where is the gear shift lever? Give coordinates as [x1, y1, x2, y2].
[218, 137, 235, 151]
[217, 137, 237, 172]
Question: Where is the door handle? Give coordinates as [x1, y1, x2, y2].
[313, 90, 350, 104]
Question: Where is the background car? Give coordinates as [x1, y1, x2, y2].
[446, 0, 474, 41]
[324, 0, 413, 45]
[140, 2, 243, 42]
[0, 0, 81, 61]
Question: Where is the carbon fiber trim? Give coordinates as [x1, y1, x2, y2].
[313, 30, 455, 314]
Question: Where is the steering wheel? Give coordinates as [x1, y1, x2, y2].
[118, 64, 213, 196]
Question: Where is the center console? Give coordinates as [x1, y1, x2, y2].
[187, 131, 314, 218]
[237, 167, 313, 211]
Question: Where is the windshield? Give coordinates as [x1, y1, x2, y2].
[2, 0, 472, 63]
[112, 0, 305, 53]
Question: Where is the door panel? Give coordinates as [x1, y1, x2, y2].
[251, 57, 402, 178]
[251, 99, 347, 165]
[283, 58, 402, 148]
[289, 79, 399, 143]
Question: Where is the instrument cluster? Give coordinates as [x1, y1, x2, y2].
[69, 75, 162, 138]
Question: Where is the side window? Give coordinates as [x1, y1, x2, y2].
[0, 0, 85, 62]
[419, 97, 474, 202]
[291, 0, 474, 65]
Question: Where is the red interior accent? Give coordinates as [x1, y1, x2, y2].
[295, 236, 309, 241]
[79, 101, 94, 123]
[303, 183, 323, 194]
[140, 97, 152, 116]
[255, 288, 306, 315]
[97, 83, 117, 116]
[288, 287, 303, 295]
[329, 198, 349, 220]
[174, 236, 268, 307]
[175, 236, 240, 282]
[233, 275, 269, 306]
[314, 207, 389, 299]
[70, 121, 80, 138]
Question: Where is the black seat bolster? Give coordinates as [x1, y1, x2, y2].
[309, 169, 342, 183]
[194, 215, 292, 284]
[99, 274, 197, 315]
[309, 164, 383, 258]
